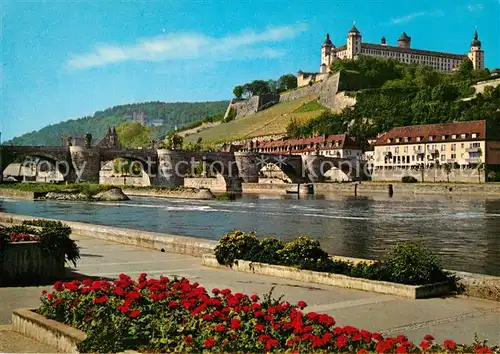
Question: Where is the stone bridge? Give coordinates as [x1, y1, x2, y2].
[0, 146, 366, 192]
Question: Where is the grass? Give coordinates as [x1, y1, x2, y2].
[294, 100, 326, 113]
[0, 182, 115, 196]
[184, 95, 325, 144]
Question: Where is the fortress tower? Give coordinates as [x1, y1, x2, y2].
[468, 29, 484, 70]
[346, 23, 362, 59]
[320, 33, 334, 73]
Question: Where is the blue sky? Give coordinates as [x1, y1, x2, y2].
[1, 0, 499, 141]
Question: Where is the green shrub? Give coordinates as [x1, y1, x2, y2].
[277, 236, 348, 273]
[214, 230, 260, 266]
[21, 219, 80, 266]
[349, 261, 383, 280]
[402, 176, 418, 183]
[247, 237, 284, 264]
[215, 192, 236, 201]
[380, 242, 448, 285]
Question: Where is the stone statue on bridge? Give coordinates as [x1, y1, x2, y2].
[85, 133, 92, 148]
[66, 136, 72, 147]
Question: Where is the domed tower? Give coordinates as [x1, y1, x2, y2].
[397, 32, 411, 48]
[468, 28, 484, 70]
[320, 33, 334, 73]
[346, 22, 362, 59]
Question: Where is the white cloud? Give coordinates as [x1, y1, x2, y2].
[467, 3, 484, 11]
[67, 24, 307, 69]
[390, 11, 427, 24]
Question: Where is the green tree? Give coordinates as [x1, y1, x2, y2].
[233, 86, 244, 99]
[115, 122, 152, 148]
[457, 59, 474, 80]
[277, 74, 297, 92]
[443, 163, 452, 182]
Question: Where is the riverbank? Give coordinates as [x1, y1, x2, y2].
[2, 234, 500, 350]
[241, 182, 500, 196]
[0, 212, 498, 302]
[122, 187, 215, 200]
[0, 183, 216, 201]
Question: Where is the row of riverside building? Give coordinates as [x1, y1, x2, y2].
[234, 119, 500, 182]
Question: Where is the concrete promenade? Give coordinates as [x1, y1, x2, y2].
[0, 234, 499, 352]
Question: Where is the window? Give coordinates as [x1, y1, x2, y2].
[451, 144, 456, 151]
[395, 147, 399, 153]
[452, 135, 457, 139]
[461, 134, 466, 139]
[471, 142, 480, 148]
[472, 133, 477, 139]
[461, 143, 464, 148]
[441, 155, 445, 161]
[451, 154, 456, 159]
[412, 155, 415, 161]
[404, 146, 408, 153]
[416, 137, 421, 142]
[429, 136, 434, 141]
[441, 145, 446, 151]
[395, 138, 400, 143]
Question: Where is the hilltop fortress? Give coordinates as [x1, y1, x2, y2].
[298, 24, 485, 87]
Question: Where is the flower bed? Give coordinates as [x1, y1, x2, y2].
[0, 220, 80, 285]
[36, 274, 497, 353]
[214, 231, 455, 287]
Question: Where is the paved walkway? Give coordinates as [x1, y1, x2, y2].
[1, 235, 499, 352]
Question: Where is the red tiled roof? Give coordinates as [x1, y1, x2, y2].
[256, 134, 360, 150]
[375, 120, 486, 146]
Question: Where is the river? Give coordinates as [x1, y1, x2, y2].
[1, 193, 499, 276]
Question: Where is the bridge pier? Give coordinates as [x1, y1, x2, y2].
[234, 152, 259, 183]
[156, 149, 187, 187]
[70, 147, 100, 182]
[302, 155, 325, 183]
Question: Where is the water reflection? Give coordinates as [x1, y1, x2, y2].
[0, 193, 499, 275]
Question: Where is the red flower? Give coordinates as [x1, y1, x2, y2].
[376, 341, 388, 353]
[211, 288, 220, 295]
[373, 332, 384, 341]
[420, 340, 430, 350]
[93, 295, 108, 304]
[336, 334, 348, 349]
[231, 319, 241, 330]
[265, 339, 279, 350]
[129, 310, 141, 318]
[424, 334, 435, 341]
[184, 336, 193, 344]
[443, 339, 456, 350]
[168, 301, 178, 308]
[64, 282, 78, 292]
[397, 334, 408, 344]
[476, 347, 493, 354]
[251, 294, 259, 302]
[204, 337, 216, 348]
[297, 300, 307, 309]
[358, 350, 368, 354]
[255, 323, 265, 331]
[117, 305, 129, 314]
[215, 324, 226, 332]
[126, 291, 141, 300]
[41, 290, 47, 295]
[396, 345, 407, 353]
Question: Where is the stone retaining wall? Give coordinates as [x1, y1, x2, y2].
[314, 182, 500, 196]
[0, 188, 36, 200]
[184, 177, 227, 192]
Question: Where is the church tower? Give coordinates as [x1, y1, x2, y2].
[468, 28, 484, 70]
[320, 33, 334, 73]
[346, 23, 362, 59]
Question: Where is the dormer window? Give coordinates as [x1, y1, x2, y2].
[405, 137, 410, 142]
[416, 137, 421, 142]
[387, 138, 392, 143]
[461, 133, 467, 139]
[472, 133, 478, 139]
[395, 138, 400, 143]
[429, 136, 434, 141]
[452, 134, 457, 139]
[441, 135, 447, 140]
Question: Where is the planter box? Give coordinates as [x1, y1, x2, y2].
[12, 308, 139, 354]
[12, 308, 86, 353]
[1, 241, 64, 285]
[202, 254, 451, 299]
